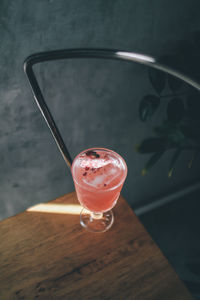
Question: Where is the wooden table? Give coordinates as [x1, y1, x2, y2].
[0, 192, 193, 300]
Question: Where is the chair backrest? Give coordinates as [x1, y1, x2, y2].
[24, 48, 200, 171]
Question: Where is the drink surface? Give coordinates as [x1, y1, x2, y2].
[72, 148, 127, 212]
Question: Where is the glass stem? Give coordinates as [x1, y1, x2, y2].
[91, 212, 103, 219]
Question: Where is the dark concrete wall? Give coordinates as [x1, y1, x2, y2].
[0, 0, 200, 219]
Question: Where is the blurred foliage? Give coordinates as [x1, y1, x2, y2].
[136, 32, 200, 176]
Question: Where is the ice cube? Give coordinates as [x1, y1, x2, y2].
[83, 174, 106, 188]
[103, 172, 119, 185]
[109, 168, 118, 175]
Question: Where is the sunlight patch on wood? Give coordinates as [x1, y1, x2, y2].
[27, 203, 82, 215]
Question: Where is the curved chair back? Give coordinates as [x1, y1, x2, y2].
[24, 49, 200, 170]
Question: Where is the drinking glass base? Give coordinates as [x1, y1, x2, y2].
[80, 208, 114, 232]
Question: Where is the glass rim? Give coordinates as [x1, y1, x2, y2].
[71, 147, 128, 192]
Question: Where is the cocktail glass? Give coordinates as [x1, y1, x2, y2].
[71, 147, 127, 232]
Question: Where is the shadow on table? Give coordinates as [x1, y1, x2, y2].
[139, 188, 200, 300]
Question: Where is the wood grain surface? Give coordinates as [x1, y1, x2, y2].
[0, 192, 193, 300]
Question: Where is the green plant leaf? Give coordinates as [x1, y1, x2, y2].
[181, 119, 200, 140]
[153, 120, 187, 147]
[154, 120, 177, 137]
[139, 95, 160, 121]
[168, 74, 182, 92]
[168, 128, 186, 147]
[142, 152, 164, 175]
[148, 68, 166, 94]
[188, 150, 199, 168]
[167, 98, 185, 122]
[186, 91, 200, 120]
[136, 137, 167, 154]
[168, 149, 181, 177]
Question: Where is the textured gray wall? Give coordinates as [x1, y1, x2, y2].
[0, 0, 200, 220]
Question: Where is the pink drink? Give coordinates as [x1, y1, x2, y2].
[71, 148, 127, 212]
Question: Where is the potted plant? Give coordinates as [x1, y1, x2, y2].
[136, 36, 200, 176]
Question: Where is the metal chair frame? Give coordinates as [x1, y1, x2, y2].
[24, 48, 200, 169]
